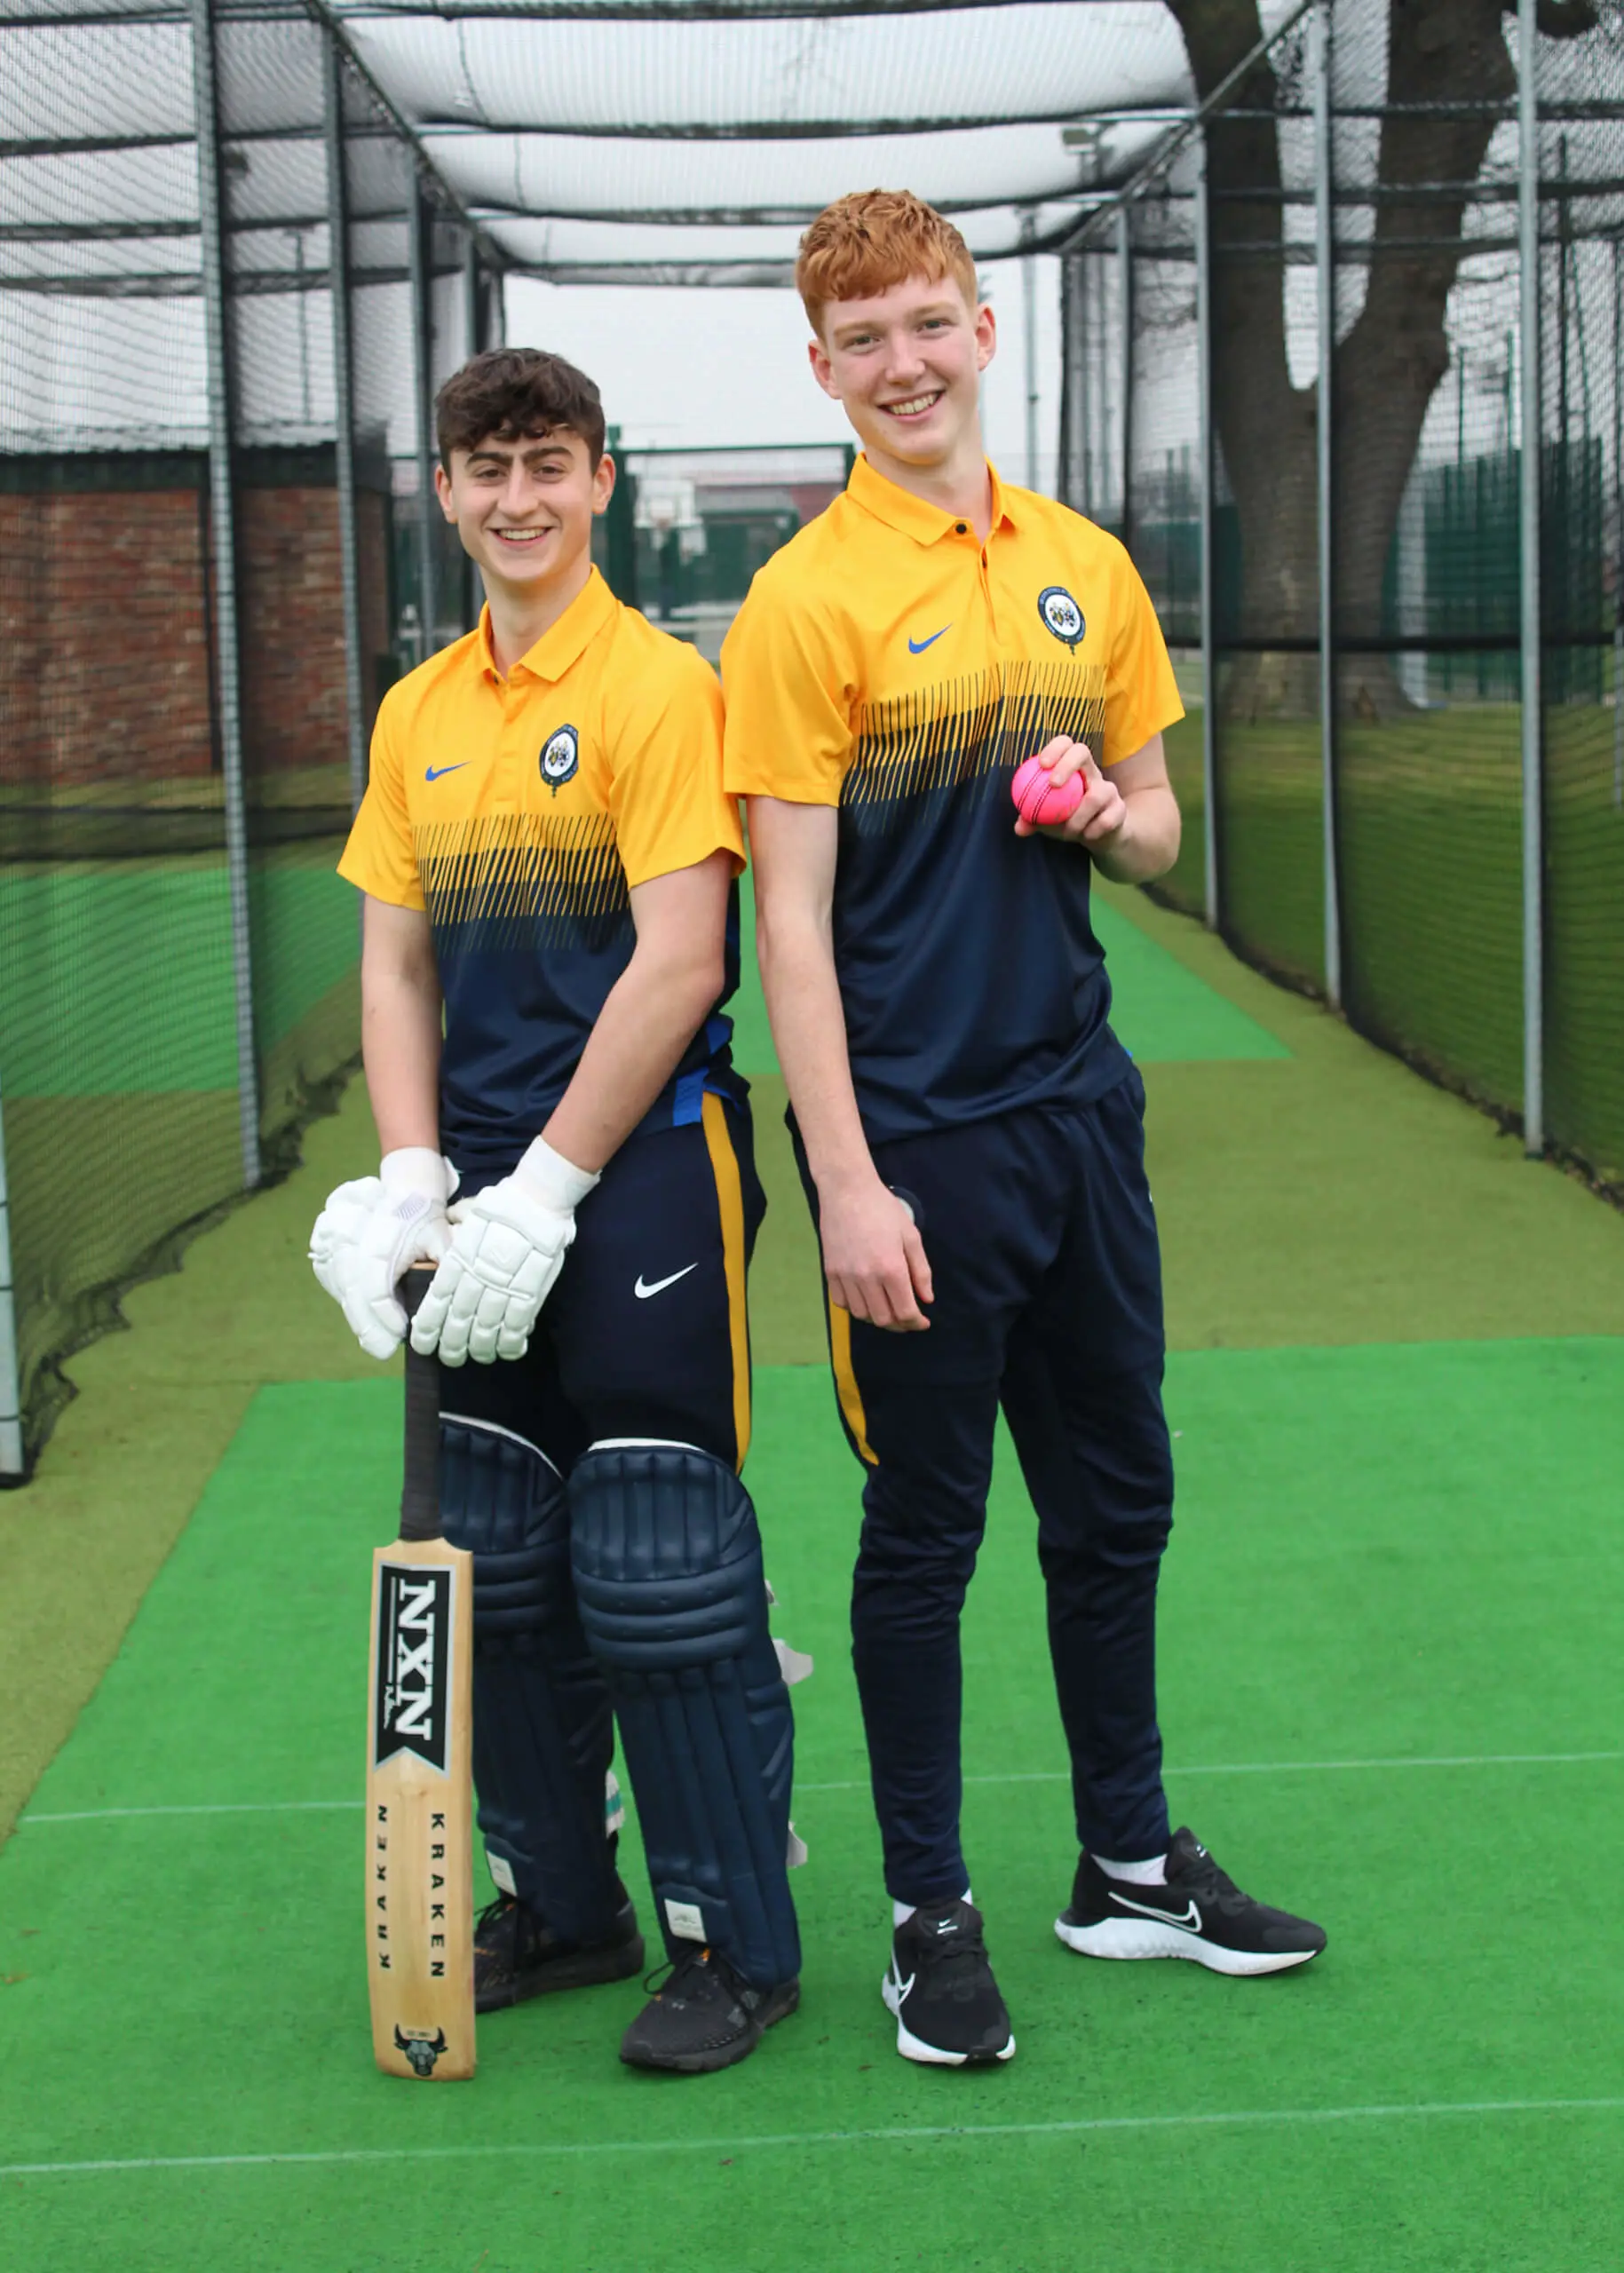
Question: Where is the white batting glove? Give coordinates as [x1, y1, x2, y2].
[309, 1148, 457, 1360]
[410, 1136, 600, 1366]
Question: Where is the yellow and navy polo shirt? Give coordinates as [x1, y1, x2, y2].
[721, 455, 1183, 1141]
[340, 567, 745, 1173]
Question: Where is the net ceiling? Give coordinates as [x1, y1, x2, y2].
[2, 0, 1200, 289]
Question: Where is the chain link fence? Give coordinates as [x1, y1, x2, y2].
[0, 4, 500, 1476]
[1059, 0, 1624, 1207]
[4, 0, 1620, 1476]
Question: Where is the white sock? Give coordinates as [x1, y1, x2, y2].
[1093, 1851, 1168, 1887]
[893, 1887, 972, 1928]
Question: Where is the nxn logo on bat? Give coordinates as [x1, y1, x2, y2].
[373, 1564, 456, 1772]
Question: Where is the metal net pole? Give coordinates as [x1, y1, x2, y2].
[190, 0, 261, 1189]
[1313, 0, 1341, 1006]
[408, 178, 439, 656]
[1518, 0, 1544, 1156]
[1195, 125, 1218, 931]
[1117, 202, 1134, 549]
[324, 31, 368, 816]
[0, 1089, 20, 1479]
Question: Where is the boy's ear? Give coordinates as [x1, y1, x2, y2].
[433, 461, 458, 525]
[807, 337, 840, 400]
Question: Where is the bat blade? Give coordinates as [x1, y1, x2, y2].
[366, 1534, 476, 2079]
[366, 1271, 475, 2082]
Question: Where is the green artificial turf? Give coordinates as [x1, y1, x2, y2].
[1158, 701, 1624, 1186]
[0, 848, 356, 1097]
[2, 1349, 1620, 2270]
[729, 851, 1287, 1081]
[9, 885, 1624, 1849]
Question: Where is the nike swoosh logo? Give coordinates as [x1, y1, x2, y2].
[633, 1263, 699, 1301]
[907, 627, 949, 653]
[890, 1967, 916, 2001]
[1110, 1892, 1202, 1932]
[424, 764, 469, 781]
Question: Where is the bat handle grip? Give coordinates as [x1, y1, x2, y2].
[399, 1268, 441, 1544]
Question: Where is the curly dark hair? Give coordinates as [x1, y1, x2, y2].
[434, 347, 606, 470]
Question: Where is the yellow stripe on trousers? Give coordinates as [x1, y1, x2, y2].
[701, 1091, 752, 1469]
[827, 1298, 877, 1467]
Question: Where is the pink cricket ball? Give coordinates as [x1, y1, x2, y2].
[1011, 754, 1085, 828]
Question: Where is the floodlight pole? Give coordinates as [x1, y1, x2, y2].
[1517, 0, 1544, 1157]
[1313, 1, 1341, 1007]
[323, 29, 367, 815]
[1021, 217, 1041, 492]
[408, 178, 439, 654]
[1057, 257, 1074, 507]
[463, 232, 486, 629]
[1072, 256, 1089, 514]
[463, 233, 482, 360]
[1194, 131, 1219, 930]
[0, 1082, 21, 1479]
[1117, 202, 1133, 547]
[191, 0, 261, 1191]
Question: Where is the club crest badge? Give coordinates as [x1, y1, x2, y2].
[1038, 586, 1085, 650]
[539, 724, 580, 794]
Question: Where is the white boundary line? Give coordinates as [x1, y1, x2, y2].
[19, 1751, 1622, 1826]
[4, 2097, 1620, 2180]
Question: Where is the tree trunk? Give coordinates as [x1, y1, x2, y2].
[1171, 0, 1319, 717]
[1333, 1, 1517, 717]
[1167, 0, 1597, 724]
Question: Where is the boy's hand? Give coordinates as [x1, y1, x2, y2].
[820, 1175, 933, 1334]
[1011, 737, 1129, 851]
[309, 1148, 456, 1359]
[411, 1137, 600, 1366]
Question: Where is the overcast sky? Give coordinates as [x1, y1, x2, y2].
[505, 254, 1066, 495]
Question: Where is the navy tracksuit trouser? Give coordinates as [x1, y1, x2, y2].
[800, 1067, 1175, 1908]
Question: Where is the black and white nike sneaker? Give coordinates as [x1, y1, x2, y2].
[474, 1880, 644, 2013]
[883, 1899, 1017, 2066]
[620, 1945, 799, 2074]
[1056, 1826, 1326, 1976]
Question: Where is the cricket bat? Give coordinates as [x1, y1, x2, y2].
[365, 1267, 476, 2080]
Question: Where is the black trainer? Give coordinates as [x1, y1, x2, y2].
[473, 1881, 644, 2013]
[883, 1899, 1016, 2066]
[1056, 1826, 1326, 1976]
[620, 1946, 799, 2075]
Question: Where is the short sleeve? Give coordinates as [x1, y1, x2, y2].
[337, 687, 425, 910]
[721, 573, 853, 804]
[608, 645, 743, 890]
[1100, 545, 1185, 766]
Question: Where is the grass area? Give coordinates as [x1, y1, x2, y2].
[7, 889, 1624, 1841]
[1, 1348, 1620, 2269]
[0, 846, 360, 1458]
[1159, 700, 1624, 1184]
[2, 879, 1621, 2266]
[0, 845, 357, 1097]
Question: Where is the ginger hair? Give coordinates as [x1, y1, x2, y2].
[796, 191, 978, 333]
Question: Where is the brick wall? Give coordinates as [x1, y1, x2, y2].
[0, 487, 215, 787]
[0, 452, 394, 792]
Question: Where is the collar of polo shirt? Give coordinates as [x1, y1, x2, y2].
[847, 454, 1019, 546]
[477, 564, 619, 686]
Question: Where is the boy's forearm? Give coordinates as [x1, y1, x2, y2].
[757, 906, 877, 1198]
[362, 968, 443, 1154]
[542, 946, 722, 1174]
[1090, 784, 1182, 885]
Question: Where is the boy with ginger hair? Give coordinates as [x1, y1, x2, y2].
[723, 192, 1325, 2068]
